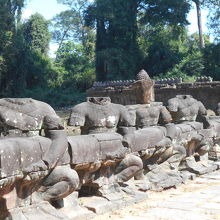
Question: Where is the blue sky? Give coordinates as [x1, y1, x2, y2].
[23, 0, 68, 20]
[23, 0, 209, 56]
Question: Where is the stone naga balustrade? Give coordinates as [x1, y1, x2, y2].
[0, 97, 220, 220]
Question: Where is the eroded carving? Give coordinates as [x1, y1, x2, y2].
[0, 98, 79, 219]
[0, 90, 219, 219]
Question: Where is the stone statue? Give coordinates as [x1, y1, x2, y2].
[167, 95, 207, 122]
[167, 95, 217, 175]
[68, 97, 132, 134]
[126, 102, 172, 128]
[0, 98, 79, 219]
[133, 69, 155, 104]
[123, 103, 186, 189]
[0, 93, 219, 219]
[68, 97, 143, 193]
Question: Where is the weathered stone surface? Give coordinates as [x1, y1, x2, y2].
[124, 127, 165, 152]
[82, 196, 114, 214]
[9, 202, 68, 220]
[155, 82, 220, 111]
[1, 82, 220, 220]
[167, 95, 207, 123]
[68, 97, 132, 134]
[68, 135, 100, 164]
[87, 70, 155, 105]
[181, 157, 218, 175]
[0, 98, 63, 133]
[59, 193, 96, 220]
[144, 166, 183, 190]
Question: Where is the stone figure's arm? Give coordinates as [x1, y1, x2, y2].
[23, 114, 68, 173]
[195, 101, 210, 128]
[167, 99, 178, 112]
[159, 106, 172, 124]
[118, 105, 133, 127]
[198, 101, 207, 116]
[68, 105, 86, 127]
[42, 115, 68, 169]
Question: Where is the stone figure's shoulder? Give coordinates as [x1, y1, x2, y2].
[71, 102, 89, 114]
[111, 103, 128, 111]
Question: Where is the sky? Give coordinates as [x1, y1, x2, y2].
[22, 0, 210, 57]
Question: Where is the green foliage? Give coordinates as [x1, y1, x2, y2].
[141, 25, 188, 77]
[86, 0, 143, 81]
[23, 13, 51, 54]
[56, 41, 96, 90]
[52, 0, 95, 57]
[0, 0, 26, 95]
[22, 85, 86, 108]
[164, 51, 204, 80]
[139, 0, 191, 26]
[0, 0, 219, 108]
[86, 0, 192, 81]
[203, 43, 220, 80]
[202, 0, 220, 42]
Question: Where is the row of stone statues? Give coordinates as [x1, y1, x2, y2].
[155, 78, 183, 85]
[92, 80, 136, 88]
[196, 76, 213, 82]
[92, 77, 213, 89]
[0, 96, 220, 219]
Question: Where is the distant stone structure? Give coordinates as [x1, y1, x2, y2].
[87, 69, 155, 105]
[87, 71, 220, 111]
[155, 81, 220, 111]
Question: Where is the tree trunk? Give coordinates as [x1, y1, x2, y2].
[194, 0, 205, 48]
[96, 19, 107, 81]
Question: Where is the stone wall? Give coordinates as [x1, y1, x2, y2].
[155, 82, 220, 111]
[88, 79, 220, 112]
[87, 70, 155, 105]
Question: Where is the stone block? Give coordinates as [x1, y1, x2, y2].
[81, 196, 114, 214]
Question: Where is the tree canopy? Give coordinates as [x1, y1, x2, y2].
[0, 0, 219, 107]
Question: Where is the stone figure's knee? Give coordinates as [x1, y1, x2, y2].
[115, 154, 143, 174]
[44, 166, 79, 190]
[62, 167, 80, 190]
[125, 154, 143, 170]
[174, 145, 186, 157]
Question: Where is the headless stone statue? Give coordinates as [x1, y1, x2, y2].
[127, 102, 172, 128]
[68, 97, 132, 134]
[167, 95, 207, 122]
[68, 97, 142, 185]
[167, 95, 216, 175]
[0, 98, 79, 204]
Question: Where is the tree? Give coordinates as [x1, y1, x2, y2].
[23, 13, 51, 54]
[86, 0, 191, 81]
[191, 0, 205, 48]
[56, 41, 95, 90]
[142, 25, 189, 77]
[203, 43, 220, 80]
[204, 0, 220, 42]
[0, 0, 25, 95]
[52, 0, 95, 60]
